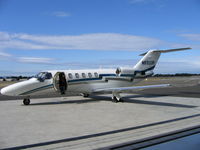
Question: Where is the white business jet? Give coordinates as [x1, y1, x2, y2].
[0, 47, 191, 105]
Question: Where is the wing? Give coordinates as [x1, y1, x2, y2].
[92, 84, 171, 94]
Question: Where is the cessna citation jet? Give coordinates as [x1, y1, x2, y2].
[0, 47, 191, 105]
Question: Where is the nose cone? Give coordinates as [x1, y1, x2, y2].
[0, 86, 15, 96]
[0, 80, 31, 96]
[0, 78, 41, 96]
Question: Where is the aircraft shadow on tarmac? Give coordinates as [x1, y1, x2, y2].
[180, 91, 200, 95]
[29, 95, 111, 106]
[30, 95, 197, 108]
[123, 98, 196, 108]
[29, 99, 106, 106]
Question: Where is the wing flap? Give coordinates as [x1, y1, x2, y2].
[93, 84, 171, 93]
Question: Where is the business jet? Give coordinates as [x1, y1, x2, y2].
[0, 47, 191, 105]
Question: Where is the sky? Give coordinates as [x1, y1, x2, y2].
[0, 0, 200, 76]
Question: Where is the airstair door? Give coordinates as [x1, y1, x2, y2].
[53, 72, 67, 94]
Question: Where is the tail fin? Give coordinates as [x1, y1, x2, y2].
[133, 47, 191, 73]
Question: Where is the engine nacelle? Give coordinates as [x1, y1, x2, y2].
[116, 67, 154, 77]
[144, 71, 154, 76]
[116, 67, 135, 75]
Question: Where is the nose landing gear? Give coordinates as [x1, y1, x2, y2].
[81, 93, 90, 98]
[23, 98, 30, 105]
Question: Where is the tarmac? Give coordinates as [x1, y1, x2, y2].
[0, 77, 200, 150]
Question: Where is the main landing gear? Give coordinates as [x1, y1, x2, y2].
[81, 93, 90, 98]
[112, 92, 124, 103]
[23, 98, 30, 105]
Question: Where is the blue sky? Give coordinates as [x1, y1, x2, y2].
[0, 0, 200, 76]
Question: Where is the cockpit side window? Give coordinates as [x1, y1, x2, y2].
[45, 73, 52, 79]
[35, 72, 52, 81]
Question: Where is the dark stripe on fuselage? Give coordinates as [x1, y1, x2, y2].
[99, 74, 116, 77]
[19, 84, 53, 96]
[68, 77, 102, 83]
[120, 74, 134, 77]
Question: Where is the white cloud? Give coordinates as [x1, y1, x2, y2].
[0, 46, 55, 65]
[0, 51, 11, 57]
[0, 31, 164, 51]
[51, 11, 71, 17]
[179, 33, 200, 41]
[154, 56, 200, 74]
[0, 50, 12, 61]
[18, 57, 55, 64]
[0, 40, 51, 49]
[0, 32, 11, 41]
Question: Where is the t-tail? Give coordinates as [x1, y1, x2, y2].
[133, 47, 191, 76]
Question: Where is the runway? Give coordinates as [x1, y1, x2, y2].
[0, 85, 200, 149]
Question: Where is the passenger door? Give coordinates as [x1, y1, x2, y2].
[53, 72, 67, 94]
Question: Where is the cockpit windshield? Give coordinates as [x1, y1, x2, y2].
[35, 72, 52, 82]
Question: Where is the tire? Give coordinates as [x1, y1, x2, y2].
[119, 98, 124, 102]
[112, 96, 118, 103]
[83, 94, 89, 97]
[23, 99, 30, 105]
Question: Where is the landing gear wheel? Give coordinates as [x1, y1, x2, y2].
[112, 97, 124, 103]
[119, 98, 124, 102]
[112, 96, 118, 103]
[83, 93, 89, 98]
[23, 98, 30, 105]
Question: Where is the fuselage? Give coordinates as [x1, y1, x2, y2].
[0, 68, 149, 97]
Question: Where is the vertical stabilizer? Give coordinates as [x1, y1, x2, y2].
[133, 47, 191, 73]
[133, 50, 160, 72]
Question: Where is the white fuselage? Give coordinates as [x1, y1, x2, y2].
[0, 68, 147, 97]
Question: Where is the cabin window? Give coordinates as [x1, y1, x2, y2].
[82, 73, 86, 78]
[94, 72, 98, 78]
[68, 73, 73, 79]
[88, 73, 92, 78]
[75, 73, 79, 78]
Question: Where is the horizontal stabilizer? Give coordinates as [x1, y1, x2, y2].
[140, 47, 191, 56]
